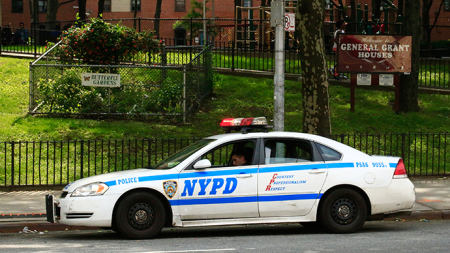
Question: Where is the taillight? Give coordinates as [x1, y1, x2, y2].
[393, 159, 407, 179]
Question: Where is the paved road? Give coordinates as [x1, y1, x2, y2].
[1, 220, 449, 253]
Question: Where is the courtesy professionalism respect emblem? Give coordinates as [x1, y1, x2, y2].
[163, 181, 177, 199]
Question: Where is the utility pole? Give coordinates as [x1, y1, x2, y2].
[271, 0, 285, 131]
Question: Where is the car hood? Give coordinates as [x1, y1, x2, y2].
[63, 168, 175, 192]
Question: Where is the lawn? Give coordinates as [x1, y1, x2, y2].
[1, 57, 450, 142]
[1, 56, 450, 186]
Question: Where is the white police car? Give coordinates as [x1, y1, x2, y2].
[46, 117, 415, 239]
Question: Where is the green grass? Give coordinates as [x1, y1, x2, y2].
[2, 56, 450, 185]
[1, 56, 450, 142]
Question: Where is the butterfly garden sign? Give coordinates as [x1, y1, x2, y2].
[82, 73, 121, 88]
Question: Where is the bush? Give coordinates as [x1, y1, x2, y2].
[49, 18, 160, 65]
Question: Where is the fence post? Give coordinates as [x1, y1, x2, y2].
[80, 140, 84, 179]
[183, 66, 187, 124]
[161, 42, 167, 81]
[11, 141, 14, 186]
[138, 17, 141, 32]
[401, 133, 406, 160]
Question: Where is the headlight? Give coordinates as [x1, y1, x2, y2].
[71, 182, 109, 197]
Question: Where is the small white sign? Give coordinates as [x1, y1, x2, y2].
[379, 74, 394, 86]
[357, 74, 371, 86]
[285, 13, 295, 32]
[82, 73, 121, 88]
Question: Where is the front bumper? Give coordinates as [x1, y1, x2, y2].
[45, 193, 118, 227]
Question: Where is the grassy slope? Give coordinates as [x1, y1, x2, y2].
[1, 57, 449, 141]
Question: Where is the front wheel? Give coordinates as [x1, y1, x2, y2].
[318, 188, 367, 233]
[115, 191, 166, 239]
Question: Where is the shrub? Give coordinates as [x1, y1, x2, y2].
[49, 18, 160, 65]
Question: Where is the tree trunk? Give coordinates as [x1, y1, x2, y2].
[297, 0, 331, 136]
[78, 0, 87, 20]
[154, 0, 162, 37]
[98, 0, 105, 18]
[372, 0, 382, 21]
[399, 0, 420, 112]
[46, 0, 58, 29]
[349, 0, 357, 33]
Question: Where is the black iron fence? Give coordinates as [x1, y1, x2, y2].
[1, 133, 449, 187]
[2, 18, 450, 89]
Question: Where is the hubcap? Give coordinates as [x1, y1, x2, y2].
[331, 198, 357, 225]
[127, 203, 155, 230]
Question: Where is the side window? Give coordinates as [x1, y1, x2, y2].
[201, 140, 256, 167]
[316, 143, 342, 161]
[264, 139, 312, 164]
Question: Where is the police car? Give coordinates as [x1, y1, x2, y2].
[46, 117, 415, 239]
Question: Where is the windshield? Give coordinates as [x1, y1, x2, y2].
[150, 139, 216, 170]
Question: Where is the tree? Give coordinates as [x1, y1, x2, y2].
[154, 0, 162, 37]
[372, 0, 382, 21]
[46, 0, 76, 29]
[422, 0, 445, 49]
[78, 0, 87, 20]
[399, 0, 420, 112]
[296, 0, 331, 136]
[98, 0, 105, 18]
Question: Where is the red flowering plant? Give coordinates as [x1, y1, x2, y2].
[50, 18, 160, 65]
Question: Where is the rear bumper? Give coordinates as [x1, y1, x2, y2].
[366, 178, 416, 215]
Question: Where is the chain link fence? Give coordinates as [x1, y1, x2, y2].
[29, 42, 213, 121]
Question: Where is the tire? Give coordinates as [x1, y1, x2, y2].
[115, 191, 166, 239]
[318, 188, 367, 233]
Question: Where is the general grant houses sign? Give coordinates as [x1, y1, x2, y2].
[82, 73, 121, 88]
[337, 35, 412, 73]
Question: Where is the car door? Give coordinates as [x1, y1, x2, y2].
[258, 138, 328, 217]
[178, 139, 260, 220]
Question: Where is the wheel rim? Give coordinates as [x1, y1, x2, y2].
[331, 197, 357, 225]
[127, 202, 155, 230]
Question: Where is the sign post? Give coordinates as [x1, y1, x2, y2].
[271, 0, 285, 131]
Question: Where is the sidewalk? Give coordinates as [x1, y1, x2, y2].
[1, 177, 449, 233]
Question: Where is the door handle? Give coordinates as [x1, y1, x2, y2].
[308, 169, 326, 174]
[236, 174, 253, 178]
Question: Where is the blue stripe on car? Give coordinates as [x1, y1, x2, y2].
[169, 193, 321, 206]
[105, 162, 354, 187]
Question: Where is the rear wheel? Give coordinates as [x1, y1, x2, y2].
[318, 188, 367, 233]
[115, 191, 166, 239]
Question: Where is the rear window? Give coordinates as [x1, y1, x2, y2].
[316, 143, 342, 161]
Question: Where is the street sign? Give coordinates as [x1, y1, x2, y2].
[285, 13, 295, 32]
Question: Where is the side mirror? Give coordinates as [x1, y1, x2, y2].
[193, 159, 211, 169]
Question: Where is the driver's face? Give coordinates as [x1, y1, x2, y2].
[231, 155, 246, 166]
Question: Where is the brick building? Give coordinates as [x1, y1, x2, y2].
[1, 0, 449, 42]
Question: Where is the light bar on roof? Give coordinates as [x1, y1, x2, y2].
[220, 117, 269, 132]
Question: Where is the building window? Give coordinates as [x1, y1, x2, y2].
[131, 0, 140, 11]
[243, 0, 252, 7]
[104, 0, 111, 12]
[38, 0, 47, 13]
[175, 0, 185, 12]
[445, 0, 450, 11]
[11, 0, 23, 13]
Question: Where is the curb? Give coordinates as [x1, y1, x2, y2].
[1, 211, 449, 234]
[0, 221, 102, 233]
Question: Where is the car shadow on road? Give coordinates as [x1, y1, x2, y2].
[51, 221, 413, 240]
